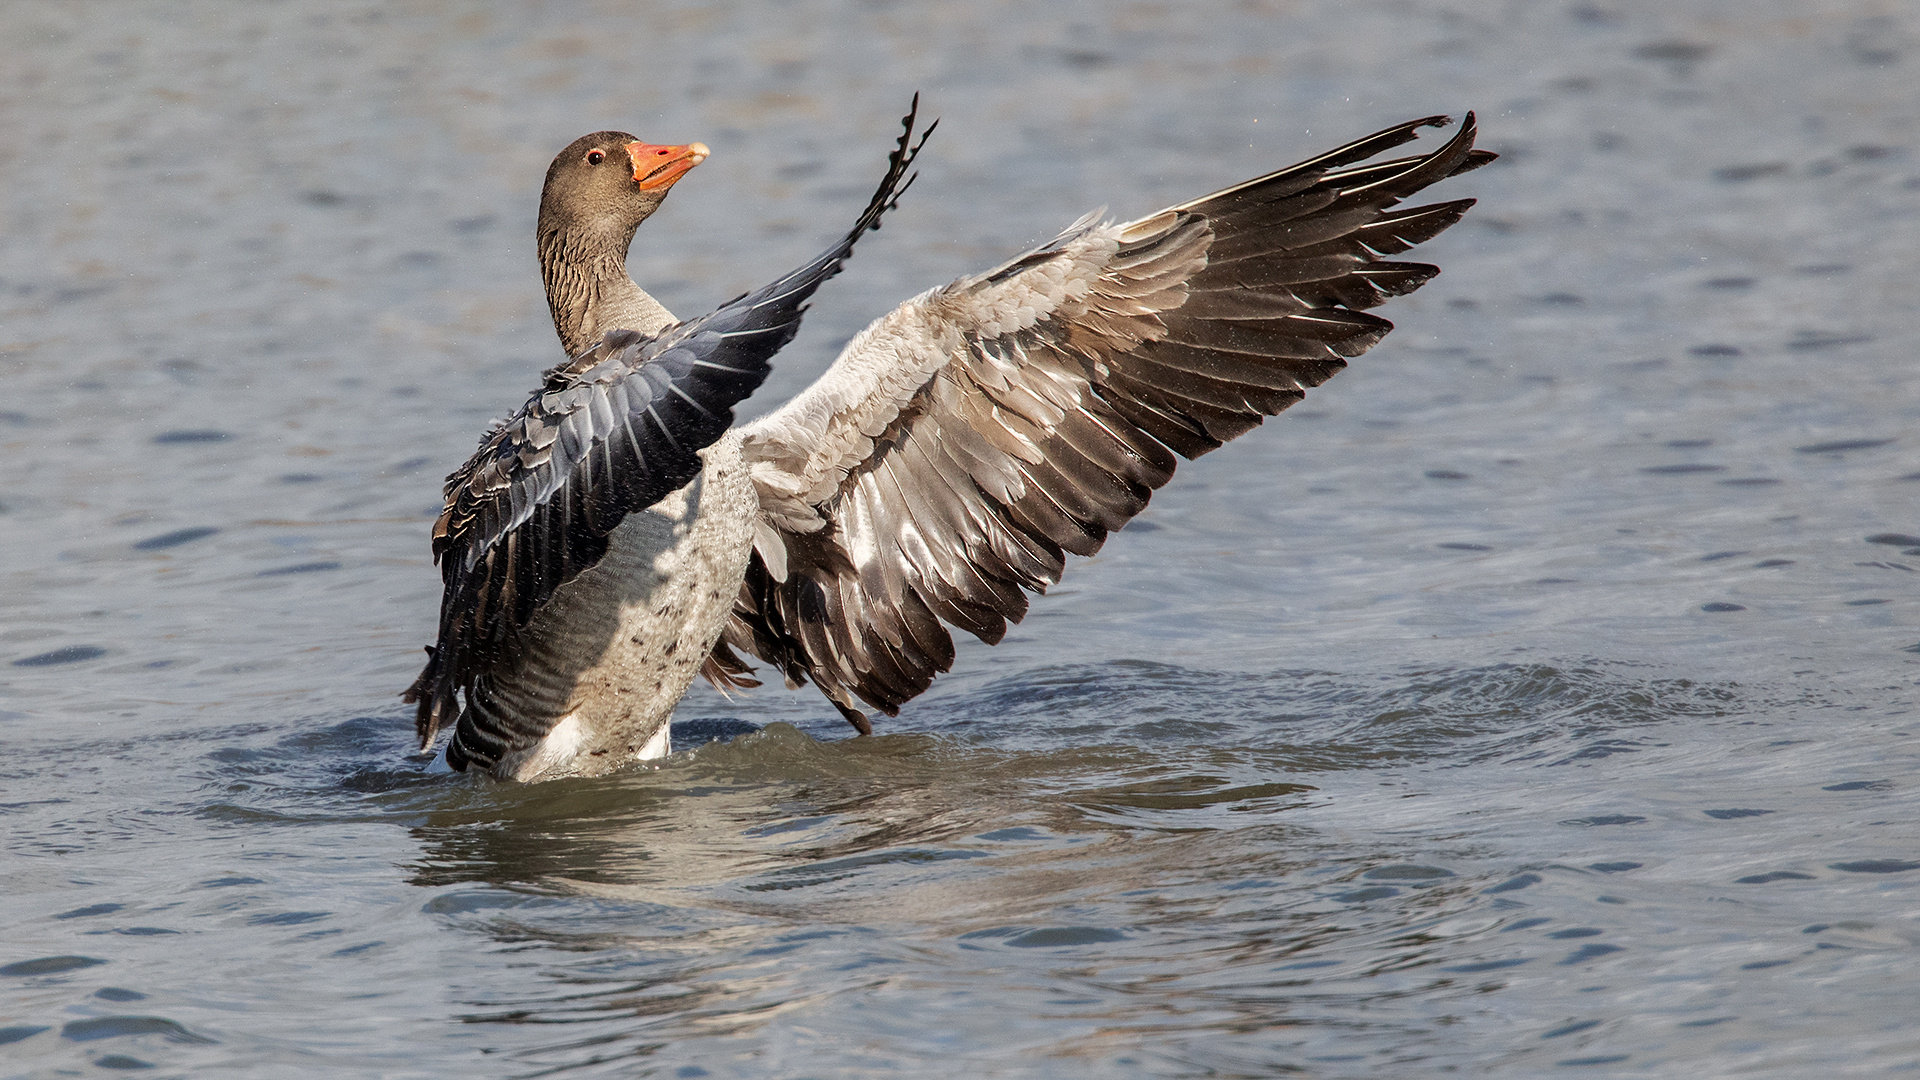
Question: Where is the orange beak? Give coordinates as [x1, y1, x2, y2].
[628, 140, 709, 191]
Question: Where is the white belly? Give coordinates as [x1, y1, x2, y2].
[505, 709, 674, 781]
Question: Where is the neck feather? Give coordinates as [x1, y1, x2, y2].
[539, 229, 676, 356]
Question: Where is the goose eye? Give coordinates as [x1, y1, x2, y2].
[585, 149, 605, 165]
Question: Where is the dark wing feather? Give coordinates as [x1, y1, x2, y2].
[727, 114, 1490, 729]
[406, 99, 932, 750]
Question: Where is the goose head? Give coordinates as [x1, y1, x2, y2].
[536, 131, 709, 353]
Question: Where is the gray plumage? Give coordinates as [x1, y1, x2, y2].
[409, 104, 1490, 781]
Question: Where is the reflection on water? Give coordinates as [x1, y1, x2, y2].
[391, 660, 1736, 893]
[7, 647, 1919, 1074]
[126, 660, 1887, 1076]
[4, 0, 1920, 1076]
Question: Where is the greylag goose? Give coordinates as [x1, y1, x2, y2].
[407, 100, 1493, 781]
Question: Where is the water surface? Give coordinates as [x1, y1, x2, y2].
[3, 1, 1918, 1076]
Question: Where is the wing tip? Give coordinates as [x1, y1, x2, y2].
[403, 644, 449, 751]
[719, 92, 937, 325]
[857, 92, 938, 237]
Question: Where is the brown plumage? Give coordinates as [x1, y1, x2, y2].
[727, 113, 1492, 733]
[407, 103, 1490, 780]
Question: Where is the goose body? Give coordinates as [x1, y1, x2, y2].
[407, 102, 1492, 781]
[443, 433, 757, 781]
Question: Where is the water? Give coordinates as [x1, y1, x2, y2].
[3, 0, 1918, 1075]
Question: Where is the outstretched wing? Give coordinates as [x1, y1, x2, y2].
[406, 101, 933, 749]
[726, 114, 1493, 730]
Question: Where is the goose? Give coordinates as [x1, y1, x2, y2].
[405, 99, 1493, 781]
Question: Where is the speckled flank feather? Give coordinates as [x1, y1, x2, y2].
[727, 114, 1492, 730]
